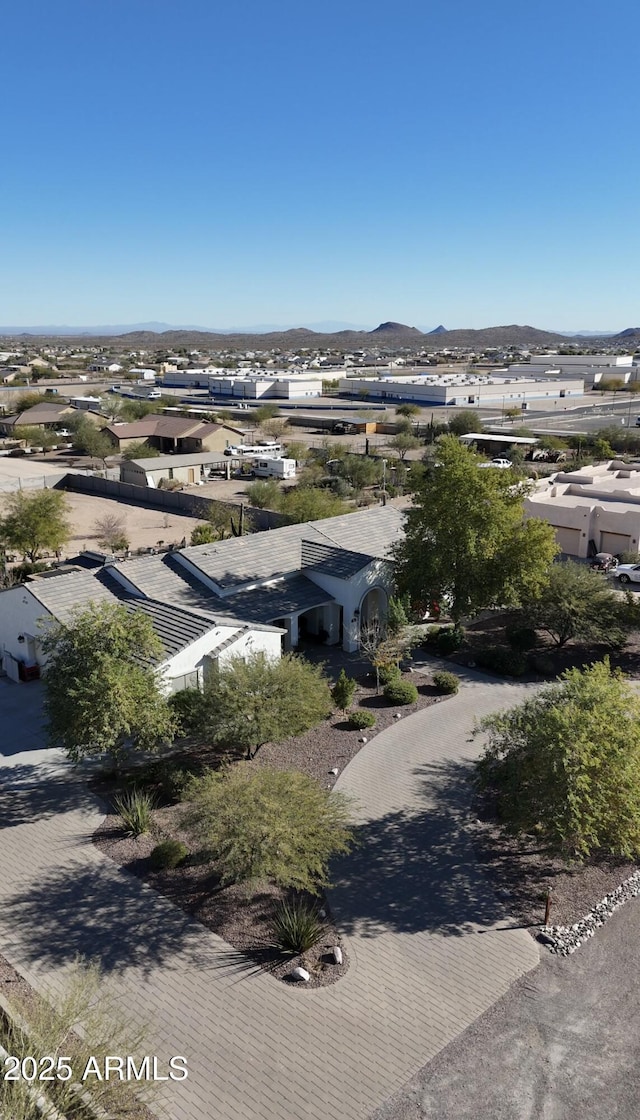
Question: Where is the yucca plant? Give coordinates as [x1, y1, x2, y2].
[113, 788, 156, 837]
[272, 898, 326, 956]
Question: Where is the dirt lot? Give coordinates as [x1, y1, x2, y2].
[0, 489, 204, 557]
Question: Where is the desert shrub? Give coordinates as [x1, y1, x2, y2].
[432, 670, 460, 694]
[528, 653, 556, 677]
[505, 624, 538, 652]
[113, 788, 156, 836]
[475, 646, 527, 677]
[383, 678, 419, 705]
[436, 626, 465, 655]
[347, 709, 377, 729]
[331, 668, 357, 713]
[272, 898, 326, 955]
[182, 765, 353, 892]
[149, 839, 188, 870]
[422, 625, 441, 647]
[169, 687, 207, 737]
[379, 662, 402, 686]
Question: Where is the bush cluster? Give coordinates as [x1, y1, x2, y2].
[150, 839, 189, 870]
[347, 709, 376, 730]
[383, 678, 418, 705]
[475, 646, 527, 677]
[505, 624, 538, 652]
[432, 670, 460, 694]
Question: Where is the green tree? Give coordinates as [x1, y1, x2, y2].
[13, 425, 57, 450]
[121, 440, 161, 460]
[191, 522, 217, 545]
[202, 651, 333, 758]
[0, 489, 70, 562]
[448, 410, 479, 436]
[386, 593, 410, 635]
[522, 561, 627, 647]
[71, 419, 113, 463]
[284, 440, 312, 462]
[279, 486, 349, 523]
[477, 659, 640, 859]
[42, 602, 176, 767]
[246, 478, 282, 509]
[331, 668, 357, 713]
[394, 436, 559, 623]
[183, 765, 353, 892]
[334, 453, 381, 492]
[387, 432, 422, 460]
[396, 403, 421, 421]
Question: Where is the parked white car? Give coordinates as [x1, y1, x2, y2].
[615, 564, 640, 584]
[478, 457, 513, 469]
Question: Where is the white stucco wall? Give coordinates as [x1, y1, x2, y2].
[305, 559, 394, 651]
[0, 586, 53, 674]
[160, 625, 282, 691]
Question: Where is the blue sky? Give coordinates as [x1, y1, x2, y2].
[3, 0, 639, 332]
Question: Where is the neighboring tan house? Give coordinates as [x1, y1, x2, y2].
[103, 416, 245, 454]
[524, 460, 640, 557]
[120, 452, 230, 487]
[0, 568, 282, 690]
[0, 403, 103, 436]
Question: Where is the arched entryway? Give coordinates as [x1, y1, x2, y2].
[359, 586, 388, 628]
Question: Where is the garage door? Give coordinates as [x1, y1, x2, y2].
[600, 531, 631, 555]
[553, 526, 581, 555]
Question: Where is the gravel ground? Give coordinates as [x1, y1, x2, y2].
[370, 896, 640, 1120]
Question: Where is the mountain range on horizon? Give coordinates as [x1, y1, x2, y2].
[0, 320, 638, 350]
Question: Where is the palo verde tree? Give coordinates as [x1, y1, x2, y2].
[521, 561, 628, 648]
[394, 436, 558, 623]
[0, 488, 70, 562]
[182, 765, 354, 892]
[202, 651, 333, 758]
[477, 659, 640, 859]
[42, 602, 176, 768]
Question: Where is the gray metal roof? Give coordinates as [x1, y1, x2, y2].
[220, 574, 334, 624]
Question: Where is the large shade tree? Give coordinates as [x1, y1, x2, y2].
[202, 650, 333, 758]
[477, 659, 640, 859]
[42, 602, 176, 767]
[0, 489, 70, 562]
[394, 436, 558, 622]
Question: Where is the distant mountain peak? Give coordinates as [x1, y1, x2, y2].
[370, 321, 422, 335]
[429, 324, 447, 334]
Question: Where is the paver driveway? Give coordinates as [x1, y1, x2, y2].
[0, 669, 539, 1120]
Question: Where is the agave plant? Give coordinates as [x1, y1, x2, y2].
[272, 898, 326, 956]
[113, 788, 156, 837]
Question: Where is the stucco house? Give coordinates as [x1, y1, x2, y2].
[0, 568, 282, 690]
[0, 506, 405, 687]
[120, 452, 229, 488]
[524, 460, 640, 557]
[103, 416, 245, 454]
[0, 402, 103, 436]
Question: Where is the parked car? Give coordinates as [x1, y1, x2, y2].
[478, 457, 513, 469]
[615, 564, 640, 584]
[590, 553, 619, 572]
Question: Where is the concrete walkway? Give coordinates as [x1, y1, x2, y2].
[0, 670, 539, 1120]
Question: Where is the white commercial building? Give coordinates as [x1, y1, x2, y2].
[507, 354, 635, 388]
[338, 374, 584, 407]
[208, 374, 323, 400]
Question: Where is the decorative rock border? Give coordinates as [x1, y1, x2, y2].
[538, 869, 640, 954]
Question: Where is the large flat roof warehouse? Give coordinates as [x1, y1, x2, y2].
[338, 374, 584, 407]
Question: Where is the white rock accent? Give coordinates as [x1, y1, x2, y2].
[290, 966, 310, 982]
[329, 767, 339, 775]
[332, 946, 343, 965]
[539, 869, 640, 955]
